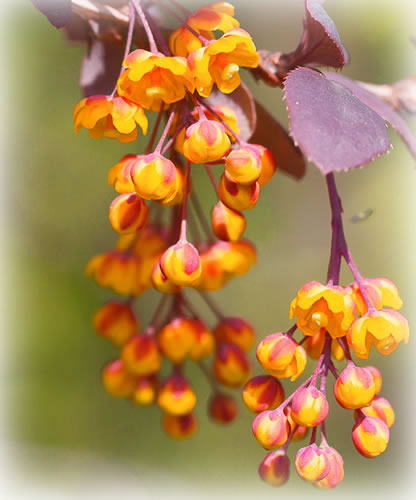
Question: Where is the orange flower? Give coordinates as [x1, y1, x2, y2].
[160, 240, 202, 286]
[211, 201, 246, 242]
[162, 412, 198, 440]
[108, 154, 137, 194]
[109, 193, 149, 234]
[350, 277, 403, 316]
[243, 375, 284, 413]
[213, 316, 255, 352]
[183, 119, 230, 164]
[73, 95, 147, 142]
[218, 173, 260, 211]
[225, 146, 262, 184]
[214, 343, 250, 387]
[102, 359, 137, 398]
[93, 301, 138, 346]
[258, 450, 290, 487]
[209, 393, 238, 424]
[158, 374, 197, 415]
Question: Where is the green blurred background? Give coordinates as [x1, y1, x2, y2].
[4, 0, 416, 497]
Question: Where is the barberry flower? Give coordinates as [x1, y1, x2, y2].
[213, 316, 255, 352]
[209, 393, 238, 424]
[252, 408, 290, 450]
[250, 144, 277, 187]
[284, 406, 309, 441]
[102, 359, 137, 398]
[121, 334, 161, 375]
[151, 264, 182, 294]
[352, 416, 389, 458]
[214, 343, 250, 387]
[187, 319, 215, 361]
[314, 447, 344, 489]
[243, 375, 285, 413]
[205, 104, 241, 142]
[366, 366, 382, 394]
[118, 223, 168, 258]
[295, 444, 330, 482]
[351, 277, 403, 315]
[132, 375, 158, 406]
[73, 95, 148, 142]
[157, 373, 197, 415]
[183, 119, 231, 164]
[109, 193, 149, 234]
[258, 450, 290, 487]
[303, 329, 344, 361]
[355, 396, 395, 428]
[157, 317, 197, 363]
[211, 201, 246, 242]
[347, 309, 409, 359]
[291, 386, 329, 427]
[218, 173, 260, 211]
[108, 154, 137, 193]
[93, 301, 138, 346]
[334, 361, 376, 409]
[256, 333, 307, 381]
[188, 28, 260, 97]
[117, 50, 195, 111]
[289, 281, 356, 338]
[162, 412, 198, 440]
[225, 146, 262, 184]
[160, 240, 202, 286]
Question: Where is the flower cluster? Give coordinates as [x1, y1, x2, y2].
[75, 1, 272, 438]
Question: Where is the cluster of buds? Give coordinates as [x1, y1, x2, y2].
[75, 1, 272, 438]
[244, 174, 409, 489]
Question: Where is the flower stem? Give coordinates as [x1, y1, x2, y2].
[155, 106, 177, 154]
[204, 164, 219, 192]
[179, 160, 192, 241]
[131, 0, 158, 53]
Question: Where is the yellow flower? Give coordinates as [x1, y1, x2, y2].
[351, 277, 403, 315]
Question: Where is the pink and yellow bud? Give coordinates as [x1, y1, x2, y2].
[352, 416, 389, 458]
[108, 154, 137, 193]
[366, 366, 382, 394]
[214, 343, 250, 387]
[216, 240, 257, 276]
[157, 374, 196, 415]
[109, 193, 149, 234]
[258, 450, 290, 487]
[157, 317, 197, 363]
[355, 396, 395, 428]
[162, 412, 198, 440]
[130, 153, 178, 201]
[304, 330, 345, 361]
[188, 319, 215, 361]
[295, 444, 330, 482]
[289, 281, 356, 339]
[132, 375, 158, 406]
[225, 147, 262, 184]
[291, 386, 329, 427]
[347, 309, 409, 359]
[209, 393, 238, 424]
[205, 104, 240, 142]
[151, 263, 182, 294]
[183, 119, 230, 164]
[351, 277, 403, 315]
[102, 359, 137, 398]
[284, 406, 309, 441]
[252, 409, 290, 450]
[93, 301, 138, 346]
[213, 316, 255, 352]
[334, 361, 376, 409]
[119, 223, 168, 259]
[211, 202, 246, 242]
[315, 447, 344, 489]
[160, 240, 202, 286]
[73, 95, 148, 142]
[250, 144, 277, 187]
[256, 333, 307, 381]
[121, 334, 161, 375]
[243, 375, 284, 413]
[218, 173, 260, 211]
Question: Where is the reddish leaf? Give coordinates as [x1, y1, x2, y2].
[203, 83, 257, 141]
[287, 0, 349, 69]
[284, 68, 390, 174]
[31, 0, 72, 29]
[325, 72, 416, 159]
[250, 101, 306, 180]
[80, 38, 124, 97]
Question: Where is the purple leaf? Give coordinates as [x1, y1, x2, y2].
[325, 72, 416, 159]
[31, 0, 72, 29]
[284, 67, 391, 174]
[287, 0, 349, 69]
[250, 101, 306, 179]
[80, 39, 124, 97]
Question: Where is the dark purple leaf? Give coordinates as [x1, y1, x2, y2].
[203, 82, 257, 141]
[284, 67, 390, 174]
[250, 101, 306, 179]
[287, 0, 349, 69]
[80, 38, 124, 97]
[31, 0, 72, 29]
[325, 72, 416, 158]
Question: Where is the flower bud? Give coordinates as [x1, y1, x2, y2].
[366, 366, 382, 394]
[250, 144, 277, 187]
[295, 444, 330, 482]
[315, 447, 344, 489]
[102, 359, 137, 398]
[93, 301, 138, 346]
[130, 153, 178, 201]
[188, 319, 215, 361]
[225, 147, 262, 184]
[132, 375, 158, 406]
[183, 119, 230, 164]
[252, 409, 290, 450]
[352, 416, 389, 458]
[256, 333, 307, 381]
[209, 393, 238, 424]
[291, 386, 329, 427]
[218, 173, 260, 211]
[160, 240, 202, 286]
[162, 412, 198, 440]
[109, 193, 149, 234]
[158, 374, 196, 415]
[214, 343, 250, 387]
[213, 316, 255, 352]
[303, 330, 344, 361]
[211, 202, 246, 242]
[243, 375, 284, 413]
[151, 263, 182, 294]
[355, 396, 395, 428]
[108, 154, 137, 193]
[334, 361, 375, 409]
[284, 406, 309, 441]
[157, 317, 196, 363]
[121, 334, 161, 375]
[258, 450, 290, 487]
